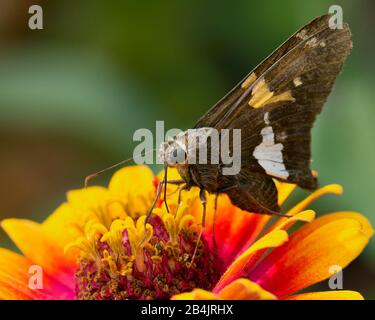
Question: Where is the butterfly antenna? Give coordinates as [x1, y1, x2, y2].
[163, 164, 170, 213]
[84, 148, 156, 188]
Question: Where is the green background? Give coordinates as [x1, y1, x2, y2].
[0, 0, 374, 298]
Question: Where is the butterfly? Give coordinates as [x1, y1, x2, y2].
[152, 14, 352, 223]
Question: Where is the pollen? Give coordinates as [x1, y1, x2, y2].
[70, 200, 220, 300]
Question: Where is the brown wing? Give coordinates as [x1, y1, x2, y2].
[220, 170, 280, 214]
[194, 14, 352, 131]
[194, 14, 352, 191]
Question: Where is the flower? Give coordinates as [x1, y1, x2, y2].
[0, 165, 373, 300]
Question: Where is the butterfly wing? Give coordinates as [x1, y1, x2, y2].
[194, 14, 352, 190]
[194, 14, 350, 130]
[190, 14, 351, 214]
[220, 170, 280, 214]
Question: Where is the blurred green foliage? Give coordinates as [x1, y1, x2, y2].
[0, 0, 374, 297]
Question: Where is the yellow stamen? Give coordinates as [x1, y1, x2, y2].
[115, 216, 153, 272]
[161, 203, 195, 245]
[101, 219, 127, 260]
[65, 221, 107, 262]
[102, 249, 118, 274]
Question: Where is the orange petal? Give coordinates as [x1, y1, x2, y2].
[219, 278, 276, 300]
[192, 193, 271, 268]
[1, 219, 77, 293]
[286, 290, 364, 300]
[172, 289, 218, 300]
[287, 184, 343, 216]
[214, 230, 288, 292]
[108, 165, 155, 217]
[0, 248, 69, 299]
[249, 212, 374, 297]
[0, 248, 52, 300]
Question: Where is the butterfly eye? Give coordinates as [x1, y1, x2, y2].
[168, 145, 186, 165]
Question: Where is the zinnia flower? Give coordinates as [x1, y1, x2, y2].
[0, 165, 373, 300]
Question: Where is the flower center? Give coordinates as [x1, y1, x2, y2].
[74, 204, 220, 300]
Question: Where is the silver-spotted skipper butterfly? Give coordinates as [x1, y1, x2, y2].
[152, 14, 352, 223]
[86, 14, 352, 243]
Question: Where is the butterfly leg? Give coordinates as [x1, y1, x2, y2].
[177, 183, 191, 207]
[144, 179, 185, 226]
[190, 188, 207, 266]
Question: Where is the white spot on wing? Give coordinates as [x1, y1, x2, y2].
[264, 112, 270, 125]
[253, 125, 289, 179]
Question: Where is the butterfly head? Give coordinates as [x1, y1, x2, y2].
[158, 132, 188, 167]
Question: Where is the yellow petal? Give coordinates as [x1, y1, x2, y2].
[108, 165, 154, 217]
[295, 211, 374, 240]
[219, 279, 276, 300]
[286, 290, 364, 300]
[288, 184, 343, 216]
[157, 167, 185, 205]
[270, 210, 316, 232]
[67, 186, 118, 229]
[172, 279, 278, 300]
[274, 180, 297, 206]
[67, 186, 110, 210]
[42, 203, 84, 248]
[172, 289, 218, 300]
[157, 167, 181, 180]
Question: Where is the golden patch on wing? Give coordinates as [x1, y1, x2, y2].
[248, 79, 273, 108]
[249, 78, 296, 108]
[267, 90, 295, 105]
[241, 72, 257, 89]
